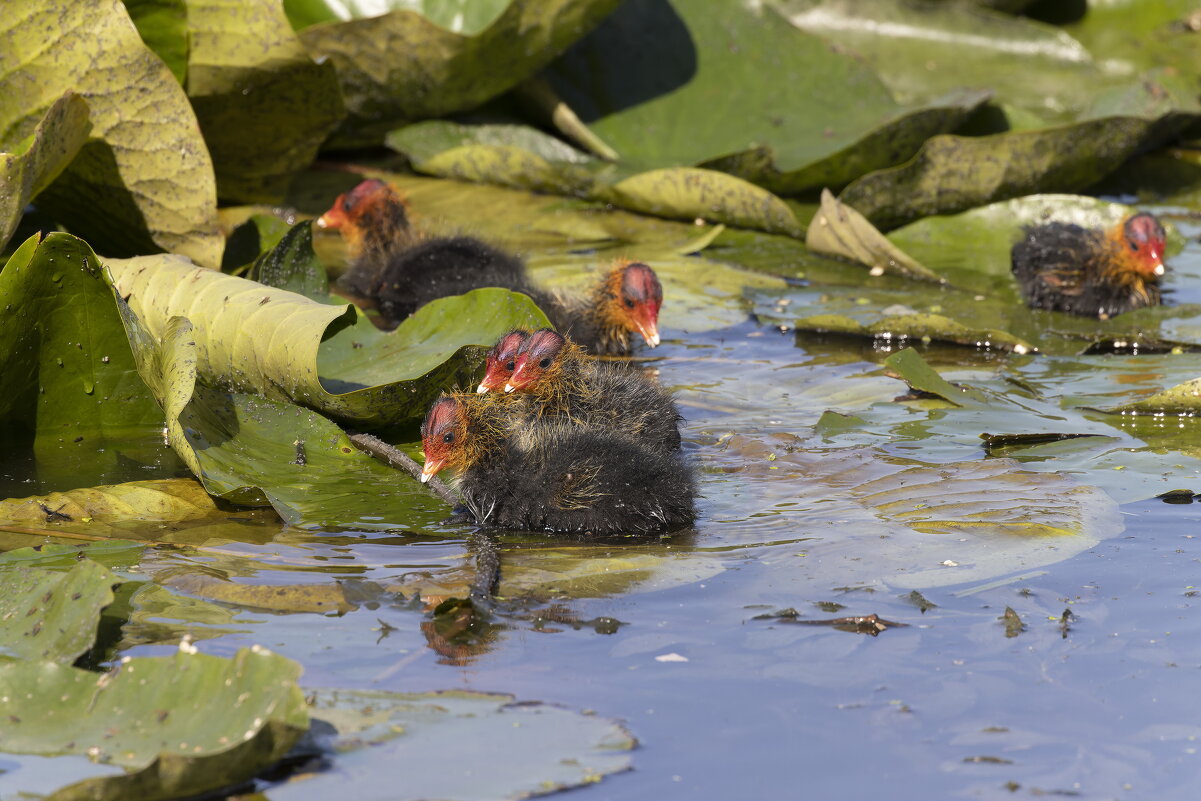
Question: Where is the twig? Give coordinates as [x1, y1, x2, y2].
[347, 432, 458, 506]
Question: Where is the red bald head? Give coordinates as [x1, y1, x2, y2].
[476, 330, 530, 394]
[420, 395, 465, 482]
[1122, 212, 1167, 279]
[506, 328, 568, 393]
[610, 262, 663, 347]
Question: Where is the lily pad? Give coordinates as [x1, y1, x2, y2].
[704, 434, 1122, 589]
[883, 347, 991, 407]
[0, 478, 227, 528]
[1107, 377, 1201, 415]
[805, 189, 940, 280]
[297, 0, 622, 137]
[0, 647, 308, 801]
[840, 107, 1196, 229]
[108, 253, 549, 425]
[0, 0, 221, 266]
[186, 0, 346, 203]
[122, 0, 189, 83]
[120, 313, 457, 526]
[0, 93, 91, 251]
[272, 689, 634, 801]
[246, 220, 330, 300]
[0, 558, 118, 663]
[0, 233, 164, 456]
[542, 0, 987, 193]
[388, 122, 805, 235]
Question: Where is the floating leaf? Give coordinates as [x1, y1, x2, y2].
[273, 689, 635, 801]
[793, 312, 1034, 354]
[841, 104, 1195, 230]
[298, 0, 622, 137]
[805, 189, 940, 280]
[1108, 377, 1201, 415]
[389, 122, 804, 235]
[108, 253, 549, 425]
[0, 479, 226, 527]
[883, 347, 990, 407]
[186, 0, 346, 202]
[0, 559, 117, 663]
[0, 93, 91, 251]
[0, 648, 308, 801]
[543, 0, 987, 193]
[1, 0, 221, 266]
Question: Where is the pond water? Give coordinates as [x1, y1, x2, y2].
[6, 187, 1201, 800]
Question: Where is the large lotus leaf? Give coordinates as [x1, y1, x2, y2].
[297, 0, 623, 134]
[703, 434, 1122, 589]
[122, 0, 189, 83]
[0, 559, 117, 663]
[271, 689, 634, 801]
[387, 121, 804, 235]
[0, 648, 308, 801]
[774, 0, 1126, 118]
[541, 0, 987, 194]
[118, 313, 457, 527]
[0, 93, 91, 252]
[0, 0, 221, 267]
[107, 253, 549, 425]
[839, 93, 1196, 229]
[186, 0, 346, 203]
[0, 234, 164, 461]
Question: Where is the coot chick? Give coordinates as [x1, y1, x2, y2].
[503, 328, 683, 455]
[318, 180, 664, 354]
[1010, 212, 1167, 318]
[476, 329, 530, 394]
[420, 394, 695, 535]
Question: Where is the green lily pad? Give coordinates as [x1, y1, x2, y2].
[1107, 377, 1201, 415]
[542, 0, 987, 193]
[108, 253, 549, 425]
[0, 233, 165, 460]
[297, 0, 622, 137]
[0, 541, 145, 569]
[0, 647, 308, 801]
[805, 189, 940, 280]
[883, 347, 991, 407]
[0, 559, 118, 663]
[120, 313, 457, 526]
[221, 212, 295, 273]
[388, 122, 805, 235]
[283, 0, 510, 31]
[272, 689, 634, 801]
[247, 220, 330, 300]
[0, 0, 221, 267]
[840, 106, 1196, 229]
[0, 92, 91, 252]
[186, 0, 346, 203]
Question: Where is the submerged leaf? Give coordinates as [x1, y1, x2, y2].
[0, 0, 221, 266]
[792, 312, 1034, 355]
[276, 689, 635, 800]
[0, 648, 308, 801]
[0, 478, 226, 526]
[806, 189, 940, 281]
[0, 93, 91, 251]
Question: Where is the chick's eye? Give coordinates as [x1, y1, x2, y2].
[1130, 241, 1140, 252]
[442, 432, 454, 444]
[625, 299, 636, 309]
[342, 198, 353, 212]
[539, 358, 551, 368]
[505, 361, 515, 371]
